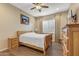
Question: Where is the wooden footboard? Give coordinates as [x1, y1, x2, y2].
[44, 34, 52, 55]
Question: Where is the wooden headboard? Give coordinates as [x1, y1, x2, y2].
[17, 31, 32, 38]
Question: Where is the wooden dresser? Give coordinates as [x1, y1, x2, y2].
[62, 24, 79, 56]
[8, 36, 19, 49]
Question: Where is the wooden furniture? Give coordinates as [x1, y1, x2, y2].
[8, 36, 19, 49]
[62, 24, 79, 56]
[62, 28, 68, 56]
[16, 31, 52, 55]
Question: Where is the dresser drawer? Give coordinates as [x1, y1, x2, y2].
[11, 40, 18, 45]
[8, 37, 19, 49]
[11, 44, 18, 48]
[11, 38, 17, 41]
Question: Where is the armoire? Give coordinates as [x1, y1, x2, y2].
[62, 24, 79, 56]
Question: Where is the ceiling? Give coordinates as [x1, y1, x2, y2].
[10, 3, 70, 17]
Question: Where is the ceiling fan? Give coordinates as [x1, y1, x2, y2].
[30, 3, 49, 12]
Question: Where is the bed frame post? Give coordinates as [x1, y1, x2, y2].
[44, 34, 52, 55]
[44, 49, 46, 56]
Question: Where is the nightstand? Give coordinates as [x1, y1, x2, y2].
[8, 37, 19, 49]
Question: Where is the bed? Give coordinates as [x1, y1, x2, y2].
[17, 31, 52, 55]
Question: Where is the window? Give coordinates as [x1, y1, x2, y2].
[42, 20, 55, 33]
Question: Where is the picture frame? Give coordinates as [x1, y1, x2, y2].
[20, 14, 29, 25]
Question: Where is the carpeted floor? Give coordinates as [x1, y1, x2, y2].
[0, 42, 63, 56]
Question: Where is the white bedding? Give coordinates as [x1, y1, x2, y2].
[19, 32, 49, 49]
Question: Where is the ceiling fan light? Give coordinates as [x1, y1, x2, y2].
[36, 6, 41, 9]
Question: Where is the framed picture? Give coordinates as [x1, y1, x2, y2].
[20, 14, 29, 25]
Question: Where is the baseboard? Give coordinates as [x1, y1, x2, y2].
[0, 48, 8, 52]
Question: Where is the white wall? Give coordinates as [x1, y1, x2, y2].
[0, 3, 35, 51]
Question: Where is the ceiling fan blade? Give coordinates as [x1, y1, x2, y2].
[33, 3, 41, 5]
[30, 7, 36, 10]
[41, 6, 49, 8]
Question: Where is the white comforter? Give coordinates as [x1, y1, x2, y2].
[19, 32, 49, 48]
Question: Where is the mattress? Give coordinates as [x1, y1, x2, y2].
[19, 32, 49, 48]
